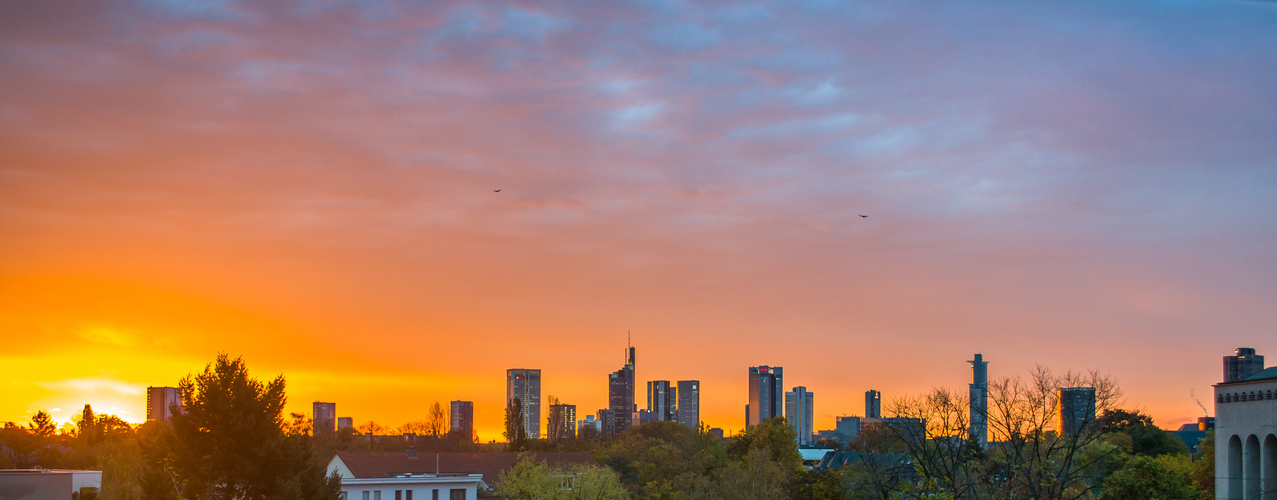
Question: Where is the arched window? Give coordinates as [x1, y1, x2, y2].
[1250, 391, 1256, 401]
[1267, 390, 1273, 400]
[1226, 394, 1232, 403]
[1219, 394, 1225, 403]
[1234, 393, 1241, 402]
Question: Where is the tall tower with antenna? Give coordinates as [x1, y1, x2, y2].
[608, 333, 636, 433]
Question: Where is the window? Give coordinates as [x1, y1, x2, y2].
[450, 488, 466, 500]
[432, 489, 439, 500]
[396, 491, 402, 500]
[363, 492, 370, 500]
[406, 491, 413, 500]
[374, 492, 382, 500]
[339, 494, 348, 500]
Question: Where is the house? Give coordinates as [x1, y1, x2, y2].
[0, 469, 102, 499]
[328, 449, 598, 499]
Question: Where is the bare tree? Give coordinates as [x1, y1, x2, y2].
[989, 366, 1122, 500]
[873, 366, 1123, 500]
[426, 402, 448, 451]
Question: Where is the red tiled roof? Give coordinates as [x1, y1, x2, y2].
[335, 451, 597, 485]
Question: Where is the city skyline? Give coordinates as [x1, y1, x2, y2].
[3, 0, 1276, 441]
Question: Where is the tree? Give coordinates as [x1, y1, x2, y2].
[1189, 431, 1214, 499]
[1100, 454, 1198, 500]
[1098, 409, 1188, 457]
[506, 397, 528, 452]
[29, 410, 56, 438]
[169, 353, 340, 499]
[427, 401, 448, 450]
[498, 454, 629, 500]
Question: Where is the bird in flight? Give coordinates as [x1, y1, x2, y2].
[859, 214, 868, 218]
[494, 189, 502, 193]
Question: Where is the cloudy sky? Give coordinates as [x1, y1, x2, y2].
[2, 0, 1275, 438]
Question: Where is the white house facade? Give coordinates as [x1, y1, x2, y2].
[1214, 367, 1277, 500]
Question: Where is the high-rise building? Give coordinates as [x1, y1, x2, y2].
[677, 380, 700, 429]
[313, 402, 336, 435]
[548, 403, 577, 442]
[969, 353, 989, 447]
[146, 386, 181, 423]
[835, 416, 861, 442]
[450, 400, 474, 437]
[1224, 347, 1265, 383]
[507, 368, 542, 439]
[337, 417, 353, 431]
[785, 386, 814, 445]
[747, 366, 784, 427]
[597, 409, 617, 435]
[1057, 387, 1097, 435]
[607, 343, 636, 434]
[865, 390, 882, 419]
[647, 380, 676, 422]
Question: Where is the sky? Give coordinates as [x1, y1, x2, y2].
[2, 0, 1276, 440]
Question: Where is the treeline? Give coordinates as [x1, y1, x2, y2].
[1, 356, 1218, 500]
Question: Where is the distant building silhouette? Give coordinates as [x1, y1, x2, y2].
[451, 400, 474, 437]
[507, 368, 542, 439]
[969, 353, 989, 447]
[677, 380, 700, 429]
[607, 343, 636, 433]
[865, 390, 882, 419]
[548, 403, 576, 441]
[647, 380, 676, 422]
[337, 417, 353, 431]
[146, 386, 181, 423]
[836, 416, 862, 442]
[577, 414, 601, 435]
[747, 366, 783, 427]
[313, 402, 336, 435]
[1057, 387, 1096, 435]
[785, 386, 814, 445]
[1224, 347, 1265, 383]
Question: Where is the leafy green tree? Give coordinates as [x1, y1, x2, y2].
[1189, 431, 1214, 499]
[170, 353, 340, 499]
[727, 417, 802, 471]
[1100, 454, 1198, 500]
[498, 454, 629, 500]
[1098, 409, 1188, 457]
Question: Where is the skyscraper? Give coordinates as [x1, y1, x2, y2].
[146, 386, 181, 423]
[607, 343, 636, 433]
[450, 400, 474, 437]
[1224, 347, 1265, 383]
[647, 380, 676, 422]
[865, 390, 882, 419]
[1057, 387, 1096, 435]
[785, 386, 814, 445]
[507, 368, 542, 439]
[968, 353, 989, 447]
[747, 366, 784, 427]
[677, 380, 700, 429]
[313, 401, 336, 435]
[548, 403, 577, 442]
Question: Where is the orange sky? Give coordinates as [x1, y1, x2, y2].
[3, 0, 1277, 440]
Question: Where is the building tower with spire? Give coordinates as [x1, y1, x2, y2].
[608, 336, 636, 433]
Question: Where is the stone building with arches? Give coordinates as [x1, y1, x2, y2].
[1214, 347, 1277, 500]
